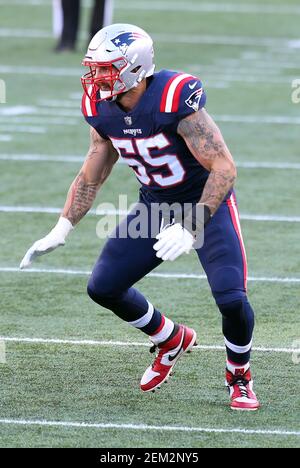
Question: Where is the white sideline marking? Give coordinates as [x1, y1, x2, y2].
[0, 335, 298, 355]
[0, 205, 299, 223]
[1, 154, 300, 170]
[0, 418, 298, 437]
[1, 267, 300, 284]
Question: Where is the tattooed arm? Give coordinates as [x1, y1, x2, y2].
[177, 108, 237, 215]
[20, 128, 118, 269]
[62, 127, 118, 225]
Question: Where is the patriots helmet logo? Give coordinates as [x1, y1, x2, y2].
[185, 88, 203, 112]
[111, 32, 146, 55]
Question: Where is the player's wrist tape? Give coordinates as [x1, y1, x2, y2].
[183, 204, 212, 236]
[52, 217, 74, 239]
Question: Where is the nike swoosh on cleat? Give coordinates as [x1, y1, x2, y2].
[189, 81, 197, 89]
[168, 329, 186, 362]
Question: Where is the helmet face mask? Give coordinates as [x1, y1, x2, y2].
[81, 23, 155, 103]
[81, 58, 128, 103]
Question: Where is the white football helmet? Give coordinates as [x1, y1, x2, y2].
[81, 23, 155, 102]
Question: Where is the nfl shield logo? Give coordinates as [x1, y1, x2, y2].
[124, 116, 133, 126]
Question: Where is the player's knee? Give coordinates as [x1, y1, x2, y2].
[218, 298, 254, 319]
[210, 266, 246, 304]
[218, 298, 255, 344]
[218, 299, 247, 318]
[87, 271, 117, 303]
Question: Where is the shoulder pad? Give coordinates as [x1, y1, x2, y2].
[160, 73, 205, 114]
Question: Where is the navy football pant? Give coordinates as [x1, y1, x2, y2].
[87, 191, 254, 365]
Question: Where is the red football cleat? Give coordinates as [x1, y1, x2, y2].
[226, 367, 260, 411]
[140, 324, 197, 393]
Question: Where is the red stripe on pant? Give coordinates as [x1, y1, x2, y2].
[226, 195, 248, 292]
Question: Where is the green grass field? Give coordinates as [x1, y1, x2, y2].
[0, 0, 300, 448]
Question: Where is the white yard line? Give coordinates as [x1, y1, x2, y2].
[0, 28, 298, 49]
[0, 106, 80, 118]
[153, 33, 299, 49]
[236, 162, 300, 170]
[0, 135, 12, 142]
[0, 117, 80, 126]
[214, 115, 300, 125]
[0, 418, 298, 437]
[240, 214, 300, 222]
[0, 65, 295, 85]
[0, 125, 46, 134]
[0, 0, 53, 4]
[1, 154, 300, 170]
[124, 2, 300, 15]
[0, 28, 53, 38]
[37, 99, 79, 108]
[0, 65, 81, 77]
[0, 205, 299, 223]
[0, 154, 84, 163]
[122, 1, 300, 16]
[1, 267, 300, 284]
[2, 0, 300, 15]
[0, 335, 298, 355]
[2, 105, 300, 125]
[2, 114, 299, 126]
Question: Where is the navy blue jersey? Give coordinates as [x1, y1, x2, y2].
[82, 69, 209, 203]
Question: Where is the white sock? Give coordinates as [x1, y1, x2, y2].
[151, 316, 175, 345]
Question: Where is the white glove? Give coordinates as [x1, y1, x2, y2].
[153, 223, 195, 261]
[20, 217, 73, 269]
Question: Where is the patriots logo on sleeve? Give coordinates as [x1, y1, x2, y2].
[185, 88, 204, 112]
[111, 32, 146, 55]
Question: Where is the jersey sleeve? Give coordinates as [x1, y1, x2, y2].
[159, 73, 206, 121]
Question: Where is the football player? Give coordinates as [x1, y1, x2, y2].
[21, 24, 260, 411]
